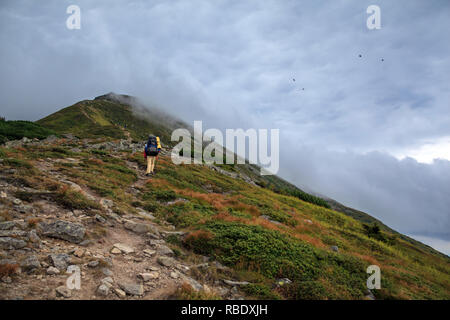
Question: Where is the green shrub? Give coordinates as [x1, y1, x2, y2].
[242, 284, 281, 300]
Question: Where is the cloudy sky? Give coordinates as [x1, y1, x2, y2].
[1, 0, 449, 254]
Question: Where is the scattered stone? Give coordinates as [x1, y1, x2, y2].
[55, 286, 72, 298]
[48, 253, 71, 270]
[88, 260, 99, 268]
[0, 230, 28, 237]
[143, 249, 156, 257]
[170, 271, 179, 279]
[275, 278, 292, 287]
[73, 248, 85, 258]
[156, 244, 174, 256]
[97, 284, 110, 296]
[330, 245, 339, 253]
[100, 199, 114, 209]
[124, 221, 158, 235]
[28, 230, 41, 244]
[157, 256, 175, 267]
[304, 219, 313, 224]
[38, 220, 86, 243]
[95, 214, 106, 224]
[223, 280, 250, 287]
[0, 192, 7, 198]
[79, 240, 91, 247]
[102, 268, 113, 276]
[13, 199, 22, 205]
[138, 272, 159, 282]
[119, 282, 144, 296]
[110, 248, 121, 254]
[0, 237, 27, 250]
[20, 255, 41, 273]
[0, 221, 15, 230]
[47, 266, 60, 275]
[112, 243, 134, 254]
[114, 288, 126, 298]
[2, 276, 12, 283]
[101, 277, 114, 286]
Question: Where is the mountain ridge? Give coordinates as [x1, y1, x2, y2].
[0, 93, 448, 300]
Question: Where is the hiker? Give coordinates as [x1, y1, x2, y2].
[144, 135, 161, 176]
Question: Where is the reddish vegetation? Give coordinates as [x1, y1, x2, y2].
[0, 263, 19, 277]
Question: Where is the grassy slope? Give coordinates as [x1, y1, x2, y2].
[0, 119, 56, 144]
[1, 142, 448, 300]
[35, 95, 450, 254]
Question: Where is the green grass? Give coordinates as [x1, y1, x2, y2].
[0, 119, 56, 144]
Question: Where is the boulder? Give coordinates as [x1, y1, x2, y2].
[47, 266, 60, 275]
[0, 237, 27, 250]
[119, 282, 144, 296]
[97, 284, 110, 296]
[112, 243, 134, 254]
[55, 286, 72, 298]
[48, 253, 71, 270]
[38, 220, 85, 243]
[157, 256, 175, 267]
[20, 255, 41, 273]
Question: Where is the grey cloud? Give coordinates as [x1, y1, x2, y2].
[0, 0, 449, 253]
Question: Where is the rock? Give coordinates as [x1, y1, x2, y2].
[95, 214, 106, 224]
[223, 280, 250, 287]
[100, 199, 114, 209]
[47, 266, 60, 275]
[101, 277, 114, 286]
[0, 191, 7, 198]
[330, 245, 339, 253]
[170, 271, 179, 279]
[110, 248, 121, 254]
[119, 282, 144, 296]
[73, 248, 85, 258]
[114, 288, 126, 298]
[48, 253, 71, 270]
[157, 256, 175, 267]
[275, 278, 292, 287]
[138, 272, 159, 282]
[304, 219, 313, 224]
[156, 244, 174, 256]
[38, 220, 85, 243]
[2, 276, 12, 283]
[97, 284, 110, 296]
[0, 230, 28, 237]
[124, 221, 158, 235]
[55, 286, 72, 298]
[0, 221, 15, 230]
[79, 240, 91, 247]
[87, 260, 99, 268]
[28, 230, 41, 244]
[143, 249, 156, 257]
[13, 199, 22, 205]
[0, 237, 27, 250]
[112, 243, 134, 254]
[20, 255, 41, 273]
[180, 275, 203, 292]
[102, 268, 113, 276]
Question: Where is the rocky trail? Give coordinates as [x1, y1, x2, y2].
[0, 136, 245, 300]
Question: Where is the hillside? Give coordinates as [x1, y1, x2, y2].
[0, 95, 448, 300]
